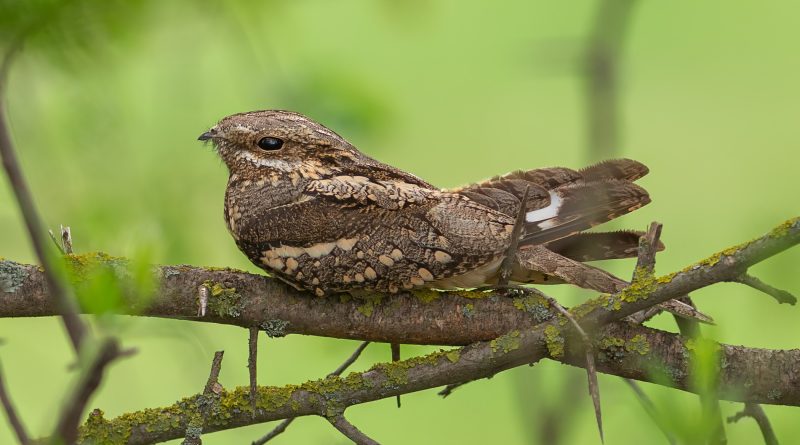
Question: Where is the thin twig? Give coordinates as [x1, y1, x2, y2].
[330, 341, 371, 376]
[0, 359, 30, 445]
[0, 39, 87, 353]
[634, 222, 663, 275]
[623, 379, 676, 445]
[54, 338, 122, 444]
[327, 414, 380, 445]
[185, 351, 225, 445]
[625, 223, 713, 325]
[48, 229, 65, 255]
[252, 341, 371, 445]
[391, 342, 401, 408]
[248, 327, 258, 416]
[497, 185, 530, 286]
[734, 273, 797, 305]
[542, 291, 603, 443]
[203, 351, 225, 395]
[727, 403, 779, 445]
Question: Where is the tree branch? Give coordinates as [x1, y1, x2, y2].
[1, 218, 797, 443]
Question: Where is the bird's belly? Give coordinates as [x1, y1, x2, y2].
[257, 234, 503, 296]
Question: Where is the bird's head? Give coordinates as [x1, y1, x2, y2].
[199, 110, 362, 177]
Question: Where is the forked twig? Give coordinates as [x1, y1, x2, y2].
[252, 341, 371, 445]
[727, 402, 779, 445]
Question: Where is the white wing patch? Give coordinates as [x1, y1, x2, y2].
[525, 191, 562, 226]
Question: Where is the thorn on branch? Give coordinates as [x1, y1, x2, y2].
[327, 414, 381, 445]
[252, 342, 371, 445]
[48, 229, 65, 255]
[734, 273, 797, 305]
[542, 291, 603, 444]
[249, 327, 259, 417]
[391, 343, 401, 408]
[0, 359, 30, 445]
[727, 403, 779, 445]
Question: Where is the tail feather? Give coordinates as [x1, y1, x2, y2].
[453, 159, 652, 247]
[546, 230, 665, 262]
[521, 180, 651, 245]
[580, 159, 649, 182]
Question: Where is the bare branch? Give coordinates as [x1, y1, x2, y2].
[248, 328, 258, 416]
[327, 415, 380, 445]
[331, 342, 371, 377]
[0, 359, 30, 445]
[543, 291, 602, 443]
[390, 342, 402, 408]
[184, 351, 225, 445]
[728, 403, 779, 445]
[634, 222, 663, 275]
[203, 351, 225, 395]
[733, 273, 797, 305]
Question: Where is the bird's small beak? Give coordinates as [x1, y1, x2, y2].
[198, 130, 215, 141]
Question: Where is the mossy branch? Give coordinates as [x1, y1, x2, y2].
[0, 217, 798, 444]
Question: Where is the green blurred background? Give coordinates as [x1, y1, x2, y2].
[1, 1, 799, 443]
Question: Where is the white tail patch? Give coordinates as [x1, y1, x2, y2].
[526, 192, 562, 224]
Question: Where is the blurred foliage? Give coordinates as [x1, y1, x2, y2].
[1, 1, 799, 444]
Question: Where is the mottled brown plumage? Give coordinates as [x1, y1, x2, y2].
[200, 110, 655, 299]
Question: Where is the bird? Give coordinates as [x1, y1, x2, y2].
[199, 110, 707, 322]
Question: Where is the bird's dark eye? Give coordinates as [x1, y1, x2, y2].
[257, 137, 284, 151]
